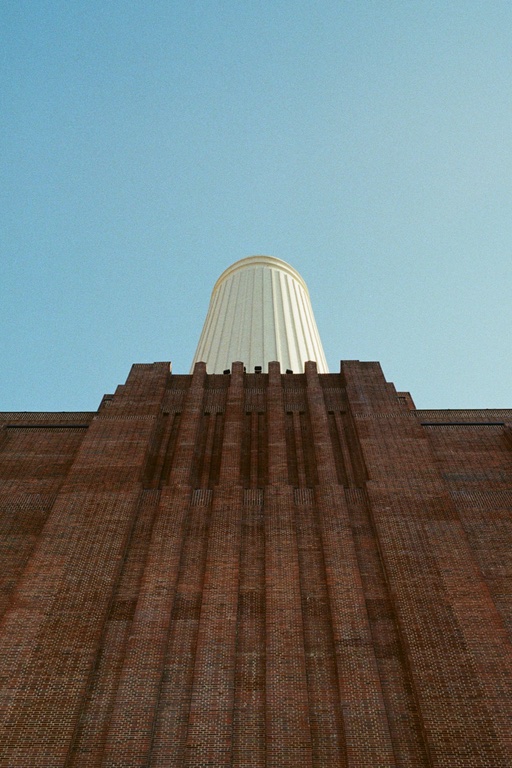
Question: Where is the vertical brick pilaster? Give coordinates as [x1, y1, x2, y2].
[101, 485, 190, 768]
[343, 487, 430, 767]
[305, 361, 338, 485]
[267, 362, 288, 485]
[232, 492, 266, 767]
[295, 496, 347, 767]
[184, 484, 243, 767]
[147, 488, 213, 768]
[265, 485, 313, 767]
[169, 362, 206, 486]
[316, 484, 397, 767]
[218, 361, 244, 485]
[69, 488, 162, 767]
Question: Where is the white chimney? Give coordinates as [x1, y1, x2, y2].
[192, 255, 328, 373]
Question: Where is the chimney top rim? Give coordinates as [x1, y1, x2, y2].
[212, 255, 309, 296]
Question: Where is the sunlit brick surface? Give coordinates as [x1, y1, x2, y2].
[0, 360, 511, 766]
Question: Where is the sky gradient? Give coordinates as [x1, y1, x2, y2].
[2, 2, 511, 411]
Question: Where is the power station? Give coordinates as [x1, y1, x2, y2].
[0, 256, 511, 767]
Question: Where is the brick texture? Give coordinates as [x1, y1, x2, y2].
[0, 360, 511, 766]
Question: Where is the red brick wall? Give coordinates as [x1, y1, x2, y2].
[0, 413, 92, 621]
[0, 361, 511, 767]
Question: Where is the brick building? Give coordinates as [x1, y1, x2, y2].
[0, 258, 511, 766]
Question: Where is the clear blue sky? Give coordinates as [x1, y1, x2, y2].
[2, 2, 511, 411]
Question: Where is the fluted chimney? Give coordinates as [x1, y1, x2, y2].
[192, 255, 328, 373]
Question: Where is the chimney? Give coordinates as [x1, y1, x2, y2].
[191, 255, 328, 373]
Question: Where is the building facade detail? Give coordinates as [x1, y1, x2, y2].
[0, 361, 512, 766]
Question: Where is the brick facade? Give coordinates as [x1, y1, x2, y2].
[0, 360, 511, 766]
